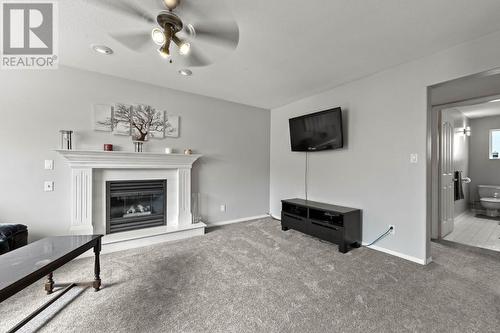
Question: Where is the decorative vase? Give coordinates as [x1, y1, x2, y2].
[133, 141, 144, 153]
[59, 130, 73, 150]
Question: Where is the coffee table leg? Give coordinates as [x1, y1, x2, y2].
[93, 240, 101, 292]
[44, 272, 54, 294]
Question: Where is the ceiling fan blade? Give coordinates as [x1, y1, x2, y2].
[85, 0, 155, 24]
[180, 46, 212, 67]
[110, 31, 151, 51]
[188, 21, 239, 49]
[176, 0, 226, 20]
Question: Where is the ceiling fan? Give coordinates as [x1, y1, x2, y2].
[87, 0, 239, 67]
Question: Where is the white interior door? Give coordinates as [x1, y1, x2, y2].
[439, 111, 454, 237]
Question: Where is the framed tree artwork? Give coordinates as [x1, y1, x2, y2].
[92, 103, 180, 141]
[130, 104, 166, 141]
[92, 104, 112, 132]
[165, 115, 179, 138]
[112, 103, 132, 136]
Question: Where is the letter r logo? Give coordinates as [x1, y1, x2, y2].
[2, 2, 53, 55]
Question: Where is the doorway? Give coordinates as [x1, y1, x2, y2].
[428, 70, 500, 253]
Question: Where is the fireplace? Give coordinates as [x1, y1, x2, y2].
[57, 150, 205, 244]
[106, 179, 167, 234]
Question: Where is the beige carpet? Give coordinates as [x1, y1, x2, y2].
[1, 218, 499, 332]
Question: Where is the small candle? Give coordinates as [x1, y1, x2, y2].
[165, 147, 173, 154]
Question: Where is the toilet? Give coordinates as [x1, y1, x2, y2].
[478, 185, 500, 217]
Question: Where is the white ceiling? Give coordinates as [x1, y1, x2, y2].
[59, 0, 500, 109]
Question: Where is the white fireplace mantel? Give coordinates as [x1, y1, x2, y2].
[56, 150, 202, 169]
[56, 150, 203, 242]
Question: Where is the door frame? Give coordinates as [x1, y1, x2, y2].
[427, 79, 500, 256]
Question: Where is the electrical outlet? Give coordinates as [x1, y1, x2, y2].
[44, 181, 54, 192]
[44, 160, 54, 170]
[389, 225, 395, 235]
[220, 204, 226, 212]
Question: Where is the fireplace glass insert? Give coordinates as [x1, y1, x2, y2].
[106, 179, 167, 234]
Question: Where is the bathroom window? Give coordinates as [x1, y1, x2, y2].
[490, 129, 500, 159]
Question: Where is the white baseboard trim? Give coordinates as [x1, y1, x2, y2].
[271, 214, 426, 264]
[206, 215, 269, 228]
[362, 243, 427, 265]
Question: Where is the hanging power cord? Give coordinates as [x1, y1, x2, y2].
[305, 151, 309, 201]
[365, 226, 394, 247]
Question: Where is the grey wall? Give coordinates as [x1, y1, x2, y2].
[442, 109, 470, 216]
[469, 115, 500, 202]
[270, 30, 500, 263]
[0, 66, 270, 240]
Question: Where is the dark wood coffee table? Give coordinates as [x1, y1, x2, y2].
[0, 235, 103, 332]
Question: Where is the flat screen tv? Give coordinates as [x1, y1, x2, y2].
[289, 107, 343, 152]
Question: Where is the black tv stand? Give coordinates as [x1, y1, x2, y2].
[281, 199, 362, 253]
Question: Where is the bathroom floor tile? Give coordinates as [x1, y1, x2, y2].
[444, 210, 500, 252]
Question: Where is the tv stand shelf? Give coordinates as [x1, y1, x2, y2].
[281, 199, 362, 253]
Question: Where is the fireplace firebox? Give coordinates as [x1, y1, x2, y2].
[106, 179, 167, 234]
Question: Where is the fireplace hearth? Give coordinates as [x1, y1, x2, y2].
[106, 180, 167, 234]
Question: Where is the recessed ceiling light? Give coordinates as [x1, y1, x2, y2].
[178, 69, 192, 76]
[91, 44, 113, 55]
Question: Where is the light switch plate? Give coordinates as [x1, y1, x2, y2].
[220, 204, 226, 212]
[44, 160, 54, 170]
[44, 181, 54, 192]
[410, 153, 418, 164]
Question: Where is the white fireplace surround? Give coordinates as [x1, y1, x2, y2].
[57, 150, 206, 247]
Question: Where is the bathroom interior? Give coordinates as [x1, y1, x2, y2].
[430, 70, 500, 253]
[441, 97, 500, 252]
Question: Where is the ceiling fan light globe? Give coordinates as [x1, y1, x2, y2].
[163, 0, 180, 10]
[179, 42, 191, 55]
[158, 46, 170, 59]
[151, 28, 166, 46]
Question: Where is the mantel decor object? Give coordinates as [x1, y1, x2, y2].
[133, 141, 144, 153]
[104, 144, 113, 151]
[59, 130, 73, 150]
[164, 147, 173, 154]
[184, 148, 192, 155]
